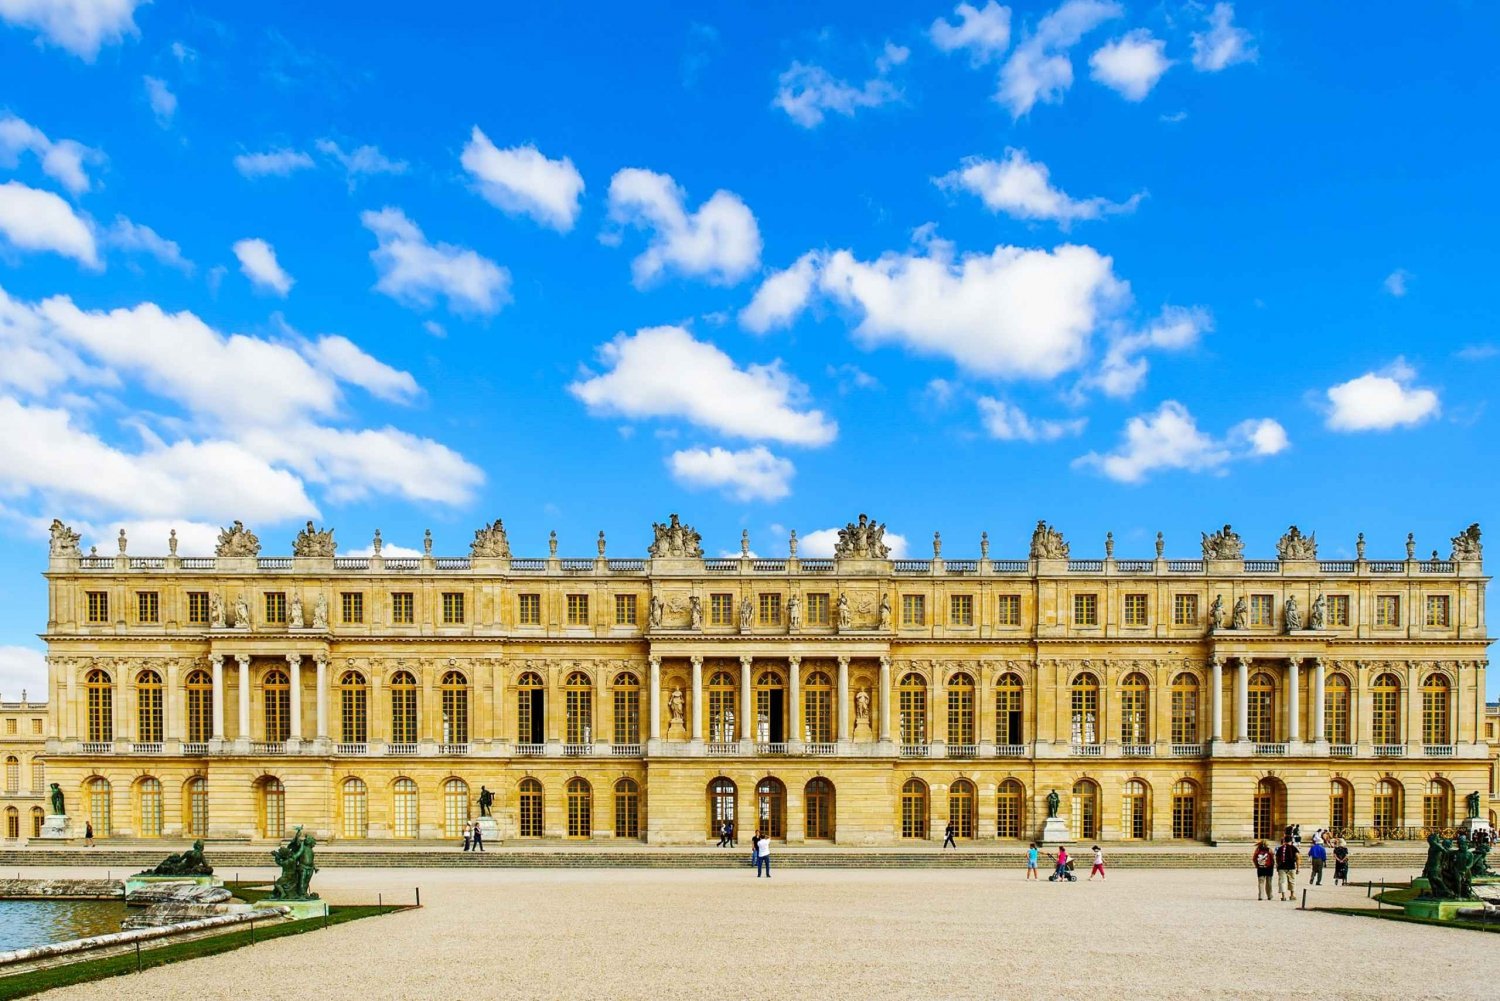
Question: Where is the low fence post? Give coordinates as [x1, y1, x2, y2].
[416, 886, 421, 908]
[135, 940, 141, 973]
[1300, 888, 1307, 910]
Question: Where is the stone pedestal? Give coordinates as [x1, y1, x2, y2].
[666, 721, 687, 742]
[1040, 816, 1070, 845]
[253, 898, 326, 921]
[124, 873, 219, 898]
[39, 815, 70, 840]
[853, 721, 873, 742]
[474, 816, 500, 845]
[1461, 817, 1492, 839]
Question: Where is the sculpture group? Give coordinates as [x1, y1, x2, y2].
[1419, 830, 1493, 901]
[139, 838, 214, 877]
[270, 826, 319, 900]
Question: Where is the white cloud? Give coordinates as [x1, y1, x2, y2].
[774, 42, 908, 128]
[1089, 29, 1172, 100]
[0, 180, 98, 267]
[1324, 360, 1439, 432]
[234, 148, 315, 178]
[668, 445, 795, 501]
[347, 541, 423, 558]
[305, 334, 420, 403]
[998, 0, 1122, 116]
[740, 250, 821, 332]
[828, 363, 880, 393]
[606, 168, 761, 287]
[362, 207, 511, 315]
[569, 325, 837, 446]
[460, 127, 584, 232]
[238, 423, 483, 506]
[1074, 400, 1287, 483]
[107, 216, 192, 273]
[0, 645, 46, 700]
[930, 2, 1012, 64]
[315, 139, 407, 187]
[232, 237, 293, 296]
[0, 0, 143, 60]
[143, 76, 177, 127]
[799, 527, 909, 559]
[0, 114, 101, 194]
[1383, 268, 1411, 297]
[1191, 2, 1256, 72]
[936, 148, 1141, 226]
[977, 397, 1086, 441]
[1085, 305, 1211, 398]
[95, 519, 220, 557]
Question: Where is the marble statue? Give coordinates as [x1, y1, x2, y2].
[1276, 525, 1317, 561]
[48, 519, 81, 558]
[669, 687, 685, 726]
[648, 514, 704, 558]
[741, 530, 750, 556]
[1451, 523, 1482, 562]
[215, 520, 260, 557]
[878, 593, 892, 631]
[740, 598, 753, 632]
[1029, 520, 1069, 560]
[235, 593, 250, 630]
[548, 531, 557, 557]
[1046, 789, 1060, 818]
[292, 521, 336, 558]
[423, 529, 433, 556]
[1207, 595, 1225, 633]
[980, 532, 989, 559]
[1406, 533, 1416, 560]
[649, 595, 664, 629]
[787, 595, 801, 630]
[836, 593, 851, 630]
[1155, 532, 1165, 558]
[1104, 532, 1114, 559]
[372, 529, 382, 555]
[289, 592, 304, 629]
[597, 531, 606, 557]
[1307, 594, 1325, 631]
[1231, 595, 1249, 630]
[1201, 524, 1244, 560]
[689, 595, 703, 630]
[312, 593, 329, 630]
[49, 782, 64, 816]
[470, 520, 511, 558]
[933, 532, 942, 558]
[168, 529, 178, 556]
[855, 688, 870, 725]
[788, 529, 798, 557]
[270, 826, 319, 901]
[209, 592, 226, 629]
[834, 514, 891, 559]
[478, 785, 494, 817]
[1284, 596, 1301, 633]
[117, 528, 127, 554]
[140, 839, 213, 877]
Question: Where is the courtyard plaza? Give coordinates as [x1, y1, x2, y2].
[18, 863, 1488, 1001]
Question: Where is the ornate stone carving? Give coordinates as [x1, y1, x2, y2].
[214, 521, 260, 557]
[668, 687, 685, 726]
[855, 688, 871, 725]
[1451, 523, 1482, 562]
[234, 593, 250, 630]
[649, 514, 703, 558]
[209, 593, 225, 629]
[689, 595, 703, 630]
[372, 529, 383, 555]
[289, 592, 304, 629]
[423, 529, 433, 556]
[1406, 532, 1416, 559]
[739, 597, 753, 632]
[788, 529, 798, 557]
[470, 519, 511, 558]
[787, 594, 801, 630]
[292, 521, 336, 558]
[548, 530, 557, 557]
[1276, 525, 1317, 561]
[1356, 532, 1366, 559]
[117, 528, 127, 554]
[168, 529, 178, 556]
[879, 593, 892, 631]
[1207, 594, 1224, 633]
[1230, 595, 1248, 630]
[1201, 524, 1244, 560]
[834, 514, 891, 559]
[836, 592, 852, 629]
[1029, 520, 1069, 560]
[932, 531, 942, 558]
[649, 595, 664, 629]
[1155, 531, 1165, 558]
[1284, 596, 1301, 633]
[1307, 594, 1325, 631]
[741, 529, 750, 556]
[597, 531, 606, 557]
[312, 593, 329, 630]
[980, 532, 989, 559]
[48, 519, 81, 558]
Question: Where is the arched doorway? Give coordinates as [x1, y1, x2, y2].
[1254, 777, 1285, 840]
[258, 776, 286, 838]
[566, 778, 593, 838]
[614, 779, 641, 839]
[948, 779, 975, 838]
[518, 778, 544, 837]
[996, 779, 1025, 838]
[1171, 780, 1197, 840]
[392, 777, 419, 838]
[341, 777, 368, 838]
[805, 778, 835, 840]
[1122, 779, 1150, 840]
[1329, 779, 1353, 834]
[707, 777, 737, 840]
[756, 777, 786, 839]
[901, 779, 929, 839]
[443, 778, 469, 838]
[1071, 780, 1099, 840]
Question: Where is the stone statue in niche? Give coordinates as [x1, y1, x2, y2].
[1283, 596, 1302, 633]
[289, 592, 304, 629]
[649, 595, 664, 629]
[49, 519, 82, 558]
[689, 595, 703, 630]
[1307, 594, 1325, 631]
[1201, 524, 1244, 561]
[740, 597, 753, 632]
[878, 593, 892, 631]
[312, 593, 329, 630]
[837, 593, 851, 630]
[1230, 595, 1249, 630]
[855, 688, 871, 725]
[209, 592, 225, 629]
[787, 595, 801, 630]
[669, 687, 685, 726]
[1207, 595, 1224, 633]
[235, 593, 250, 630]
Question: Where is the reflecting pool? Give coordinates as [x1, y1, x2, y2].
[0, 899, 128, 951]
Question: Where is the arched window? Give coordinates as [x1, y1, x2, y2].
[1254, 777, 1285, 841]
[1120, 673, 1149, 745]
[1070, 673, 1099, 745]
[1122, 779, 1150, 839]
[1071, 780, 1099, 840]
[87, 776, 111, 837]
[1171, 674, 1199, 745]
[3, 756, 16, 794]
[948, 779, 975, 838]
[30, 808, 43, 839]
[898, 673, 928, 746]
[136, 669, 163, 744]
[613, 673, 641, 745]
[85, 670, 113, 743]
[754, 671, 785, 744]
[707, 670, 737, 743]
[1329, 779, 1353, 833]
[996, 779, 1025, 838]
[614, 778, 641, 839]
[262, 669, 290, 742]
[707, 778, 736, 839]
[342, 777, 368, 838]
[566, 778, 592, 838]
[1423, 779, 1452, 830]
[1371, 673, 1402, 745]
[393, 777, 418, 838]
[900, 779, 929, 839]
[803, 671, 833, 743]
[259, 777, 285, 838]
[137, 777, 162, 837]
[756, 777, 786, 839]
[995, 673, 1023, 746]
[805, 778, 835, 840]
[185, 669, 213, 744]
[339, 671, 368, 744]
[519, 778, 543, 837]
[186, 776, 208, 836]
[1373, 778, 1402, 834]
[31, 758, 43, 795]
[517, 672, 545, 745]
[443, 778, 469, 838]
[1422, 673, 1451, 746]
[4, 808, 16, 840]
[1247, 672, 1276, 743]
[390, 670, 418, 744]
[441, 671, 469, 745]
[564, 672, 593, 745]
[1171, 780, 1197, 839]
[1324, 673, 1351, 744]
[947, 673, 975, 747]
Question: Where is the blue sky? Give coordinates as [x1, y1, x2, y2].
[0, 1, 1495, 696]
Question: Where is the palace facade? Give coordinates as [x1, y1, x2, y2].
[39, 516, 1492, 845]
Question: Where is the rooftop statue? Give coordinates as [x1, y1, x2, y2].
[1451, 523, 1482, 562]
[1276, 525, 1317, 561]
[648, 514, 703, 558]
[834, 514, 891, 559]
[214, 520, 261, 558]
[48, 519, 81, 558]
[139, 838, 213, 877]
[1201, 524, 1245, 561]
[270, 826, 319, 901]
[1029, 520, 1069, 560]
[292, 521, 336, 558]
[470, 519, 512, 559]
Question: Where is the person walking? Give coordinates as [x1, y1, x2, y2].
[1333, 840, 1350, 886]
[717, 821, 730, 848]
[726, 820, 736, 848]
[1252, 840, 1275, 900]
[463, 824, 472, 852]
[750, 833, 760, 872]
[1089, 845, 1106, 880]
[942, 821, 957, 850]
[756, 832, 771, 878]
[84, 821, 94, 848]
[1274, 835, 1299, 901]
[1026, 842, 1040, 880]
[1307, 836, 1327, 886]
[1052, 844, 1071, 881]
[472, 821, 485, 853]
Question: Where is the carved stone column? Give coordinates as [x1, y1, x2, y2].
[315, 655, 329, 742]
[690, 655, 703, 747]
[286, 653, 303, 745]
[1287, 656, 1300, 744]
[235, 654, 251, 747]
[648, 655, 661, 745]
[1311, 658, 1325, 743]
[739, 655, 753, 750]
[837, 655, 850, 743]
[210, 655, 225, 742]
[878, 655, 892, 744]
[787, 656, 801, 747]
[1235, 657, 1249, 742]
[1210, 656, 1222, 744]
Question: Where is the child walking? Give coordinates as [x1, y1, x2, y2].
[1089, 845, 1106, 880]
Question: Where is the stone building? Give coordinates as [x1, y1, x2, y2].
[39, 516, 1492, 844]
[0, 693, 50, 841]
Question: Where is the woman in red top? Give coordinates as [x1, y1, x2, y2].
[1252, 840, 1275, 900]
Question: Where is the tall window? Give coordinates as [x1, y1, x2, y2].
[87, 776, 111, 837]
[566, 778, 592, 838]
[709, 593, 734, 626]
[949, 595, 974, 626]
[948, 779, 975, 839]
[136, 669, 163, 743]
[1375, 595, 1401, 627]
[260, 777, 285, 838]
[1071, 780, 1098, 840]
[340, 671, 368, 744]
[707, 671, 736, 743]
[566, 594, 589, 626]
[341, 592, 364, 624]
[1371, 673, 1402, 744]
[186, 776, 208, 836]
[393, 778, 419, 838]
[391, 592, 415, 625]
[947, 673, 975, 745]
[1329, 780, 1352, 832]
[1170, 673, 1199, 744]
[1254, 778, 1283, 840]
[614, 778, 641, 839]
[342, 777, 368, 838]
[901, 779, 928, 839]
[1247, 672, 1275, 742]
[1171, 780, 1197, 839]
[1325, 673, 1351, 744]
[187, 592, 209, 625]
[805, 778, 835, 840]
[898, 673, 927, 745]
[756, 778, 786, 839]
[565, 673, 593, 744]
[1172, 593, 1198, 626]
[1120, 672, 1149, 744]
[996, 779, 1024, 838]
[517, 593, 541, 625]
[185, 669, 212, 743]
[803, 671, 833, 743]
[4, 757, 17, 794]
[136, 591, 159, 624]
[995, 672, 1023, 745]
[390, 670, 418, 744]
[442, 592, 466, 625]
[30, 759, 44, 794]
[519, 778, 543, 837]
[86, 591, 109, 623]
[30, 808, 42, 839]
[1425, 594, 1451, 627]
[613, 673, 640, 745]
[1327, 595, 1351, 626]
[517, 672, 545, 744]
[86, 669, 113, 743]
[901, 594, 926, 626]
[443, 779, 469, 837]
[1423, 780, 1451, 829]
[1373, 779, 1401, 834]
[1123, 593, 1148, 626]
[805, 593, 830, 625]
[614, 594, 637, 625]
[1422, 673, 1450, 745]
[4, 809, 15, 841]
[1070, 672, 1099, 745]
[1122, 779, 1149, 839]
[758, 593, 782, 625]
[996, 594, 1021, 626]
[1250, 594, 1273, 627]
[441, 671, 469, 745]
[264, 592, 286, 625]
[262, 669, 290, 742]
[754, 672, 784, 743]
[708, 778, 736, 839]
[1073, 594, 1099, 626]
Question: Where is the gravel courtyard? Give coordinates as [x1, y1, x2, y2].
[35, 865, 1490, 1000]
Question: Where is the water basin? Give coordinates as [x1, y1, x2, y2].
[0, 899, 128, 952]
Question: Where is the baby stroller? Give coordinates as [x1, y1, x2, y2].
[1048, 857, 1077, 882]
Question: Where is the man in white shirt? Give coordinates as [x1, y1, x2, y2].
[757, 831, 771, 878]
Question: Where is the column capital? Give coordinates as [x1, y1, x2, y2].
[787, 654, 801, 668]
[210, 653, 224, 669]
[690, 654, 703, 669]
[286, 652, 301, 666]
[648, 655, 662, 670]
[739, 654, 754, 669]
[234, 653, 250, 667]
[315, 655, 328, 670]
[836, 655, 850, 669]
[1287, 655, 1300, 669]
[879, 655, 891, 670]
